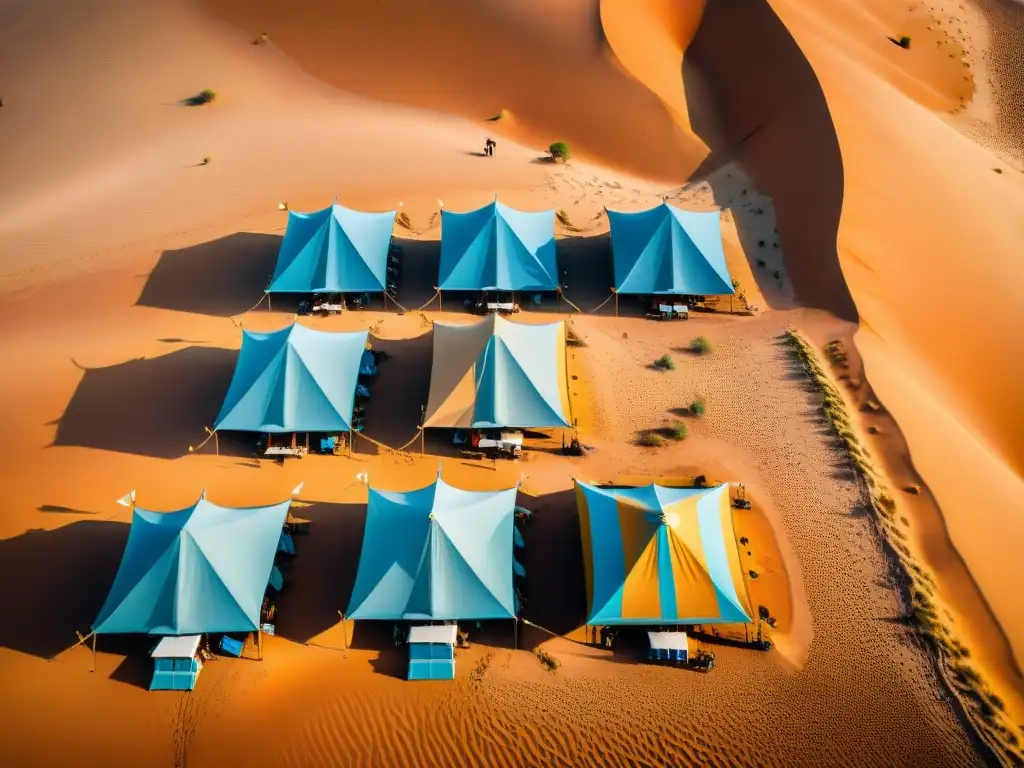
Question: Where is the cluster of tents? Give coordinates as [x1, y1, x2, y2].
[89, 477, 753, 688]
[209, 313, 573, 447]
[266, 200, 735, 299]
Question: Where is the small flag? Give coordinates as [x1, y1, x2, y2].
[291, 481, 304, 497]
[116, 490, 136, 507]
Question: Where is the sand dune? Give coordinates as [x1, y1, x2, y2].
[1, 0, 1023, 764]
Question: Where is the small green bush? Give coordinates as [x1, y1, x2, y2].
[689, 336, 711, 354]
[201, 156, 212, 165]
[548, 141, 570, 161]
[667, 421, 687, 441]
[487, 108, 509, 122]
[185, 89, 217, 106]
[655, 354, 676, 370]
[637, 431, 665, 448]
[690, 396, 706, 416]
[896, 35, 911, 49]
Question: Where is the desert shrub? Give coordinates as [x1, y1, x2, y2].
[655, 354, 676, 370]
[201, 156, 212, 165]
[748, 570, 759, 579]
[731, 278, 740, 290]
[896, 35, 911, 48]
[636, 431, 665, 448]
[534, 648, 560, 671]
[487, 108, 509, 121]
[666, 421, 688, 441]
[548, 141, 570, 161]
[396, 211, 413, 229]
[565, 325, 587, 348]
[689, 336, 711, 354]
[185, 89, 217, 106]
[690, 396, 706, 416]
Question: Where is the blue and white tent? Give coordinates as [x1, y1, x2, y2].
[347, 478, 519, 620]
[438, 201, 557, 292]
[215, 324, 368, 433]
[93, 497, 291, 636]
[607, 203, 734, 295]
[268, 204, 396, 294]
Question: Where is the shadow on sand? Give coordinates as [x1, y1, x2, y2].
[136, 232, 280, 317]
[682, 0, 858, 321]
[0, 522, 128, 660]
[274, 502, 367, 644]
[392, 236, 441, 311]
[360, 333, 433, 455]
[53, 346, 236, 459]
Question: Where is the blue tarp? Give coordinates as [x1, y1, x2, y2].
[268, 204, 396, 294]
[347, 479, 518, 620]
[93, 497, 291, 635]
[439, 201, 557, 291]
[215, 323, 369, 433]
[607, 203, 734, 295]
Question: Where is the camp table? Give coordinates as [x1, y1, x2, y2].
[486, 302, 519, 313]
[672, 304, 689, 319]
[313, 303, 343, 314]
[264, 446, 305, 458]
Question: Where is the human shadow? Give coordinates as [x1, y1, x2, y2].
[136, 233, 280, 317]
[682, 0, 857, 321]
[52, 346, 236, 458]
[391, 237, 441, 311]
[517, 488, 587, 649]
[274, 502, 366, 644]
[0, 522, 129, 660]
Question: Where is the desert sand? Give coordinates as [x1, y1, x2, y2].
[1, 0, 1023, 765]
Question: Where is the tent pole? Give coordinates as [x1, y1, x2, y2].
[514, 618, 518, 650]
[383, 292, 388, 310]
[439, 291, 443, 313]
[342, 613, 349, 651]
[306, 432, 309, 452]
[258, 629, 263, 661]
[614, 291, 618, 317]
[92, 632, 97, 672]
[420, 428, 425, 455]
[730, 295, 733, 315]
[268, 293, 272, 312]
[215, 431, 219, 456]
[349, 428, 354, 457]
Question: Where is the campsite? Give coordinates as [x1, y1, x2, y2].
[1, 0, 1022, 766]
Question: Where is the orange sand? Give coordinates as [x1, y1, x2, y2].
[1, 0, 1022, 764]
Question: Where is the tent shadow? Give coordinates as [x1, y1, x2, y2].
[391, 237, 441, 310]
[360, 333, 433, 455]
[274, 502, 366, 644]
[517, 488, 587, 650]
[136, 233, 281, 317]
[556, 233, 615, 315]
[0, 522, 129, 660]
[53, 346, 237, 459]
[681, 0, 857, 321]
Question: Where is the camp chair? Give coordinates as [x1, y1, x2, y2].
[219, 636, 244, 657]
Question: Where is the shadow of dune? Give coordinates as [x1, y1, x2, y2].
[137, 233, 280, 316]
[53, 346, 236, 458]
[518, 489, 587, 648]
[274, 502, 366, 643]
[392, 237, 441, 310]
[682, 0, 858, 321]
[0, 522, 129, 659]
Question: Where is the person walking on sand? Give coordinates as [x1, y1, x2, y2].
[484, 138, 496, 156]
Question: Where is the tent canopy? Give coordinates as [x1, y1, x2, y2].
[93, 497, 291, 635]
[424, 314, 571, 429]
[268, 203, 396, 294]
[575, 481, 752, 625]
[347, 478, 518, 621]
[438, 201, 558, 291]
[215, 323, 368, 433]
[608, 203, 734, 295]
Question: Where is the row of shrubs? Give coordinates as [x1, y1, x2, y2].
[784, 329, 1021, 761]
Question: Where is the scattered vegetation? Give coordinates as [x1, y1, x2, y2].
[556, 208, 581, 232]
[636, 430, 666, 448]
[201, 156, 212, 166]
[665, 421, 688, 441]
[690, 396, 706, 417]
[565, 324, 587, 348]
[534, 647, 561, 671]
[783, 327, 1023, 763]
[994, 168, 1003, 174]
[889, 35, 912, 49]
[253, 32, 269, 45]
[739, 536, 749, 546]
[396, 211, 413, 229]
[184, 89, 217, 106]
[548, 141, 571, 161]
[748, 570, 759, 580]
[654, 353, 676, 370]
[824, 339, 849, 368]
[688, 336, 712, 355]
[487, 108, 510, 122]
